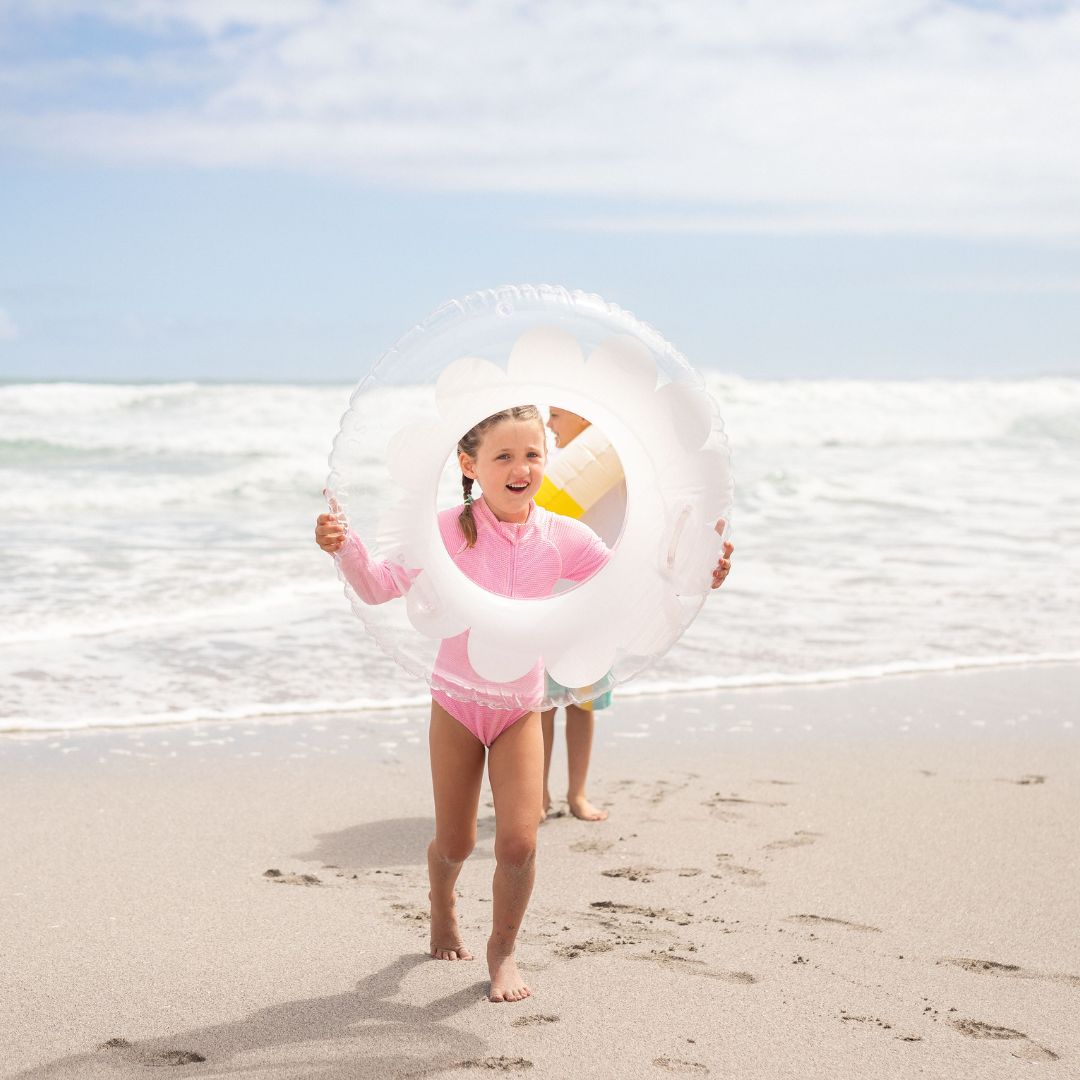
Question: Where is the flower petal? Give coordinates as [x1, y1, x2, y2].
[656, 380, 714, 452]
[586, 334, 657, 395]
[545, 639, 618, 691]
[406, 574, 470, 639]
[386, 419, 446, 489]
[506, 325, 584, 388]
[435, 355, 508, 412]
[466, 627, 543, 683]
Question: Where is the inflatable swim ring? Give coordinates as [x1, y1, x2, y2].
[536, 423, 624, 527]
[326, 284, 732, 710]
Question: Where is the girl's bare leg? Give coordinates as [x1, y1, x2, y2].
[540, 708, 556, 819]
[428, 700, 486, 961]
[486, 710, 544, 1002]
[565, 704, 608, 821]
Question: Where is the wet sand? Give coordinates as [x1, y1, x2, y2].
[2, 664, 1077, 1079]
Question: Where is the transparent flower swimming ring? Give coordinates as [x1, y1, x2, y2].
[326, 284, 733, 710]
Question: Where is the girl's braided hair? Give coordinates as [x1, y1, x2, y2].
[457, 405, 543, 548]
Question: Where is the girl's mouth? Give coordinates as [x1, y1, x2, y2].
[506, 481, 530, 492]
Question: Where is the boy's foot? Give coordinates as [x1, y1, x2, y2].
[429, 892, 474, 961]
[487, 941, 531, 1003]
[568, 794, 608, 822]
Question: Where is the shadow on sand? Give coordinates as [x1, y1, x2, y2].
[297, 815, 496, 870]
[14, 953, 491, 1079]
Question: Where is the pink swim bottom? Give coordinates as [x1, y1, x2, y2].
[432, 691, 532, 747]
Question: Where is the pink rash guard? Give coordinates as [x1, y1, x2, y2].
[336, 496, 611, 746]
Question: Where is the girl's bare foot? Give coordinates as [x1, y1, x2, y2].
[568, 794, 608, 821]
[487, 941, 531, 1002]
[429, 892, 474, 961]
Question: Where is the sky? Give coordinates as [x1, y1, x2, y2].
[2, 0, 1079, 381]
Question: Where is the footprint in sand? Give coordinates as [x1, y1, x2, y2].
[940, 957, 1080, 988]
[950, 1019, 1059, 1062]
[703, 793, 787, 809]
[570, 838, 615, 854]
[640, 952, 757, 984]
[590, 900, 694, 926]
[456, 1056, 534, 1071]
[647, 779, 689, 806]
[653, 1057, 709, 1073]
[839, 1012, 893, 1030]
[712, 855, 765, 887]
[764, 831, 820, 851]
[389, 902, 430, 922]
[553, 939, 616, 959]
[263, 869, 321, 885]
[785, 914, 881, 933]
[601, 865, 661, 883]
[97, 1038, 206, 1067]
[511, 1015, 559, 1028]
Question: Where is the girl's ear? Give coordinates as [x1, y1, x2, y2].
[459, 451, 478, 479]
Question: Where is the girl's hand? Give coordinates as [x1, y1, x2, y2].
[711, 518, 733, 590]
[315, 512, 347, 554]
[711, 540, 734, 589]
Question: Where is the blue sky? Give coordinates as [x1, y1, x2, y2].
[2, 0, 1079, 380]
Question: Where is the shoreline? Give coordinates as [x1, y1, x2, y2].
[4, 654, 1079, 740]
[4, 664, 1078, 1079]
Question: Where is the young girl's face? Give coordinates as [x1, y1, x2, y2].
[460, 418, 546, 523]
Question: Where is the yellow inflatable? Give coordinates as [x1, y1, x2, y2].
[536, 423, 624, 536]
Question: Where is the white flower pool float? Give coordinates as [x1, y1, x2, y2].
[327, 284, 733, 710]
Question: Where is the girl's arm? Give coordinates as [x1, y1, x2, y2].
[551, 516, 612, 582]
[551, 515, 733, 590]
[316, 512, 417, 605]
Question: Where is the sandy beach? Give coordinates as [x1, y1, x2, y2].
[2, 663, 1077, 1079]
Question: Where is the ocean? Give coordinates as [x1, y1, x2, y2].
[2, 377, 1079, 734]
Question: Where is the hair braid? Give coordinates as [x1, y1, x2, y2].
[459, 476, 477, 547]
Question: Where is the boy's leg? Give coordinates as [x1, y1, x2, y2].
[486, 710, 544, 1002]
[565, 703, 608, 821]
[428, 700, 486, 960]
[540, 708, 557, 819]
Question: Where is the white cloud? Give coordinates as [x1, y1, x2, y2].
[0, 307, 19, 341]
[3, 0, 1080, 237]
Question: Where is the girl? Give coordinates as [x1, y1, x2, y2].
[315, 405, 732, 1003]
